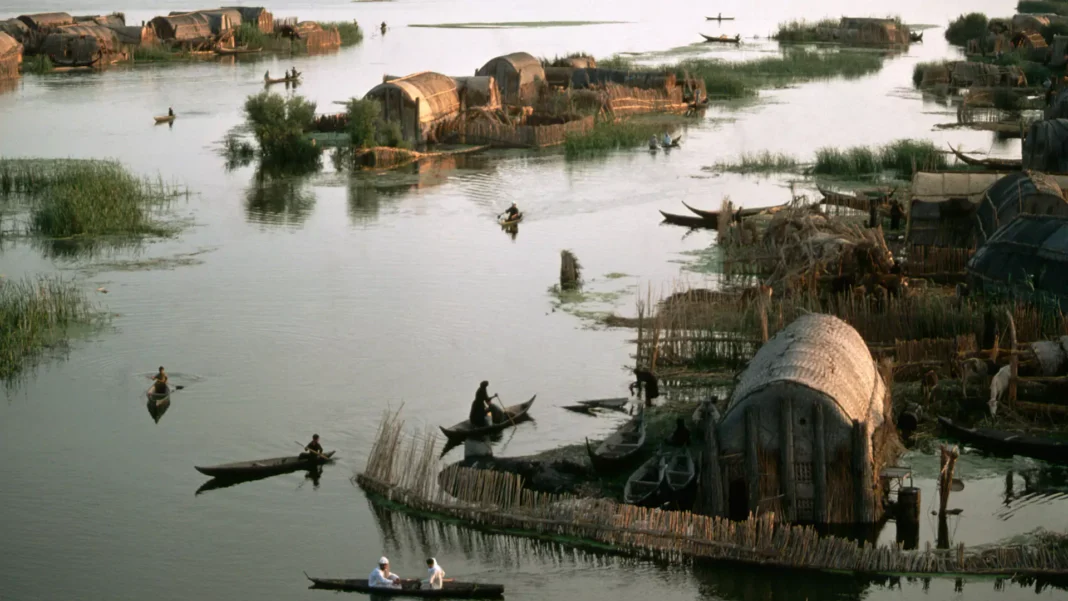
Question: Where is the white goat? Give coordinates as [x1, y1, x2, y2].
[988, 365, 1011, 417]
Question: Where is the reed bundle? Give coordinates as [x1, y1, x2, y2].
[560, 250, 582, 290]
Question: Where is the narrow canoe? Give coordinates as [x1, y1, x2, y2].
[587, 410, 646, 472]
[147, 383, 171, 401]
[306, 576, 505, 599]
[440, 396, 536, 440]
[705, 16, 735, 20]
[664, 446, 696, 492]
[265, 73, 301, 85]
[195, 450, 336, 478]
[700, 33, 741, 44]
[659, 210, 714, 228]
[938, 417, 1068, 463]
[624, 452, 666, 506]
[154, 115, 176, 124]
[910, 32, 924, 43]
[577, 397, 629, 411]
[683, 201, 791, 221]
[215, 46, 262, 55]
[146, 394, 170, 424]
[499, 213, 523, 226]
[948, 143, 1022, 170]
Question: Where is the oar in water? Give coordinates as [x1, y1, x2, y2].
[492, 394, 517, 427]
[294, 441, 330, 461]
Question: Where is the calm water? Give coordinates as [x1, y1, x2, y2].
[1, 0, 1065, 599]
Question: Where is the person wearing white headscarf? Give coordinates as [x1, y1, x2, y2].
[369, 557, 402, 589]
[423, 558, 445, 590]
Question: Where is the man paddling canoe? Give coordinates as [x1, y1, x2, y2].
[503, 202, 520, 222]
[424, 558, 446, 590]
[369, 557, 402, 589]
[470, 381, 505, 427]
[151, 366, 169, 394]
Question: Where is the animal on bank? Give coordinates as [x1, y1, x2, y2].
[958, 357, 988, 399]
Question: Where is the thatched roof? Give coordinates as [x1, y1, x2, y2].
[0, 31, 20, 58]
[725, 314, 886, 429]
[109, 25, 156, 46]
[911, 172, 1005, 203]
[453, 75, 500, 108]
[168, 9, 241, 34]
[366, 71, 460, 123]
[45, 24, 119, 48]
[18, 12, 73, 30]
[1025, 119, 1068, 174]
[975, 171, 1068, 244]
[1013, 31, 1048, 49]
[225, 6, 270, 20]
[477, 52, 545, 85]
[0, 19, 29, 43]
[74, 13, 125, 28]
[969, 214, 1068, 309]
[150, 14, 215, 42]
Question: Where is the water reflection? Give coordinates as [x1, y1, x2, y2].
[244, 171, 316, 226]
[32, 237, 145, 261]
[146, 395, 170, 424]
[346, 177, 408, 225]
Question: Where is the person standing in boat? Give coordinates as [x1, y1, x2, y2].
[264, 70, 270, 82]
[661, 132, 672, 147]
[629, 368, 659, 407]
[369, 557, 402, 589]
[152, 366, 169, 394]
[504, 203, 520, 221]
[470, 381, 504, 427]
[423, 558, 445, 590]
[167, 107, 174, 118]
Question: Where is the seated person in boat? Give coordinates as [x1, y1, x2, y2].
[668, 418, 690, 446]
[423, 557, 445, 590]
[504, 203, 520, 221]
[649, 135, 658, 149]
[470, 381, 504, 427]
[168, 107, 174, 118]
[264, 70, 270, 81]
[661, 132, 672, 147]
[369, 557, 402, 589]
[629, 368, 659, 407]
[301, 434, 323, 459]
[152, 366, 168, 393]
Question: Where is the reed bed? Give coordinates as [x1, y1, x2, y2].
[711, 151, 800, 174]
[357, 409, 1068, 577]
[0, 276, 95, 380]
[318, 21, 364, 46]
[0, 159, 175, 238]
[564, 118, 668, 158]
[560, 250, 582, 290]
[773, 19, 841, 43]
[813, 139, 947, 178]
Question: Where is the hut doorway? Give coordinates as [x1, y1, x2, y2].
[727, 478, 748, 520]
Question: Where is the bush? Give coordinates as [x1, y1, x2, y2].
[244, 92, 322, 168]
[945, 13, 989, 47]
[346, 98, 411, 149]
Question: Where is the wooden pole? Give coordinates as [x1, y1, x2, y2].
[759, 290, 769, 343]
[812, 403, 827, 524]
[780, 399, 796, 522]
[745, 407, 760, 516]
[938, 444, 959, 516]
[1006, 310, 1018, 407]
[852, 419, 874, 524]
[697, 408, 724, 517]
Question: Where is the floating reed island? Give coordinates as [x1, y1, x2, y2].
[355, 409, 1068, 578]
[0, 7, 359, 73]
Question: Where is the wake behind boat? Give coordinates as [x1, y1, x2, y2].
[306, 575, 505, 598]
[195, 450, 336, 478]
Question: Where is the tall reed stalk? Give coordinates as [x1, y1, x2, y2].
[0, 276, 95, 380]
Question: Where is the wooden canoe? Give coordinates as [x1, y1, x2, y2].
[938, 417, 1068, 463]
[948, 144, 1021, 170]
[306, 576, 505, 598]
[659, 210, 714, 228]
[499, 213, 523, 226]
[154, 115, 176, 124]
[577, 397, 629, 411]
[440, 396, 536, 440]
[664, 447, 696, 492]
[706, 16, 735, 20]
[681, 201, 788, 221]
[624, 452, 666, 506]
[910, 32, 924, 43]
[146, 394, 170, 424]
[215, 46, 262, 56]
[195, 450, 336, 478]
[587, 411, 646, 472]
[265, 72, 301, 85]
[701, 33, 741, 44]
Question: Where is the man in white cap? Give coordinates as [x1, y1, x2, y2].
[368, 557, 402, 589]
[423, 557, 445, 590]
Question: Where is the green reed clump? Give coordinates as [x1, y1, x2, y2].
[912, 61, 942, 87]
[22, 55, 53, 74]
[813, 139, 947, 178]
[713, 151, 799, 174]
[0, 159, 175, 238]
[234, 23, 269, 49]
[945, 13, 988, 47]
[564, 118, 667, 158]
[670, 50, 884, 99]
[244, 91, 322, 168]
[319, 21, 364, 46]
[0, 275, 95, 381]
[774, 18, 841, 42]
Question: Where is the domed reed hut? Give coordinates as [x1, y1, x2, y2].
[39, 25, 120, 65]
[1024, 119, 1068, 173]
[0, 32, 21, 80]
[476, 52, 545, 106]
[365, 72, 461, 147]
[167, 9, 241, 36]
[708, 314, 901, 524]
[974, 171, 1068, 245]
[150, 13, 215, 46]
[968, 214, 1068, 311]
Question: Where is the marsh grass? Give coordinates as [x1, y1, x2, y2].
[22, 55, 53, 74]
[0, 275, 95, 381]
[0, 159, 177, 238]
[774, 19, 840, 42]
[564, 116, 685, 159]
[813, 139, 947, 178]
[131, 45, 196, 62]
[712, 151, 800, 174]
[318, 21, 364, 46]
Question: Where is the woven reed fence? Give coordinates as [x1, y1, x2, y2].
[456, 115, 594, 148]
[605, 84, 687, 116]
[905, 246, 975, 278]
[356, 410, 1068, 577]
[305, 27, 341, 52]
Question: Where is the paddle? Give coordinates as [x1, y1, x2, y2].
[491, 394, 517, 427]
[294, 441, 330, 461]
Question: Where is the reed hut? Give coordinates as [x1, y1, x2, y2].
[74, 13, 126, 28]
[907, 171, 1004, 248]
[168, 9, 241, 35]
[17, 13, 74, 31]
[150, 13, 215, 46]
[226, 6, 273, 32]
[476, 52, 545, 106]
[837, 17, 910, 46]
[968, 214, 1068, 311]
[365, 72, 460, 147]
[1025, 119, 1068, 174]
[714, 314, 898, 524]
[1051, 35, 1068, 68]
[453, 75, 500, 109]
[40, 25, 120, 65]
[974, 172, 1068, 245]
[1011, 13, 1068, 35]
[109, 25, 157, 48]
[295, 22, 341, 52]
[0, 32, 21, 80]
[551, 55, 596, 69]
[0, 20, 28, 48]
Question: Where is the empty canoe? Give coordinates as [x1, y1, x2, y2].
[659, 210, 714, 228]
[624, 452, 665, 506]
[440, 396, 536, 440]
[938, 417, 1068, 463]
[587, 410, 646, 472]
[195, 450, 336, 478]
[306, 576, 505, 598]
